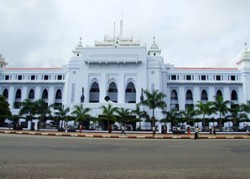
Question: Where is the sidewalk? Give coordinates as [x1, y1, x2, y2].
[1, 129, 250, 139]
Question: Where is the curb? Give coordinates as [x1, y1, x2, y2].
[1, 130, 250, 140]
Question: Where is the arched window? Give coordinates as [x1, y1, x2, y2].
[28, 89, 35, 99]
[3, 89, 8, 99]
[171, 90, 178, 100]
[108, 82, 118, 92]
[89, 82, 100, 103]
[14, 89, 22, 109]
[42, 89, 48, 100]
[125, 82, 136, 103]
[15, 89, 21, 99]
[108, 82, 118, 103]
[231, 90, 238, 100]
[216, 90, 223, 98]
[201, 90, 208, 101]
[55, 89, 62, 99]
[186, 90, 193, 100]
[90, 82, 100, 92]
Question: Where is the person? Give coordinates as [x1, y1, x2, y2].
[177, 127, 180, 134]
[79, 124, 83, 133]
[152, 126, 156, 137]
[247, 126, 250, 136]
[121, 125, 126, 136]
[187, 127, 190, 135]
[209, 126, 212, 134]
[213, 126, 216, 135]
[194, 126, 199, 139]
[65, 124, 69, 133]
[163, 125, 167, 135]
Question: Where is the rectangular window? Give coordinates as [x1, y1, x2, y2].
[201, 75, 206, 81]
[5, 75, 9, 80]
[186, 75, 191, 80]
[57, 75, 62, 80]
[31, 75, 36, 80]
[171, 75, 176, 80]
[231, 75, 236, 81]
[44, 75, 49, 80]
[216, 75, 221, 81]
[18, 75, 22, 80]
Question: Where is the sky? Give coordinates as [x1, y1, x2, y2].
[0, 0, 250, 68]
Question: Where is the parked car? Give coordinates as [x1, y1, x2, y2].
[172, 125, 186, 134]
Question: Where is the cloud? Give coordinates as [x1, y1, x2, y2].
[0, 0, 250, 68]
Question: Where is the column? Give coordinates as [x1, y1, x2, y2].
[118, 74, 124, 103]
[178, 86, 185, 110]
[99, 75, 106, 103]
[48, 86, 55, 105]
[9, 86, 15, 109]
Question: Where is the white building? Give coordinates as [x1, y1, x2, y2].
[1, 21, 250, 128]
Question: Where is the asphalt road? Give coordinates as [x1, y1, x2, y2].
[0, 134, 250, 179]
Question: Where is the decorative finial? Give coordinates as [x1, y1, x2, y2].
[244, 41, 248, 51]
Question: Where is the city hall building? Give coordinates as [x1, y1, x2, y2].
[1, 21, 250, 128]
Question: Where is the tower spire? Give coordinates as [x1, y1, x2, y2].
[120, 16, 123, 37]
[113, 22, 116, 45]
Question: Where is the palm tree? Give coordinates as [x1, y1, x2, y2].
[195, 101, 214, 129]
[140, 89, 166, 129]
[179, 105, 196, 126]
[71, 104, 91, 126]
[212, 95, 231, 128]
[35, 99, 53, 124]
[0, 96, 12, 125]
[100, 103, 118, 127]
[19, 99, 37, 130]
[240, 101, 250, 113]
[226, 104, 248, 130]
[53, 105, 70, 129]
[161, 108, 179, 130]
[131, 104, 147, 130]
[116, 107, 132, 125]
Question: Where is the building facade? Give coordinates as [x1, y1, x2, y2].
[1, 22, 250, 128]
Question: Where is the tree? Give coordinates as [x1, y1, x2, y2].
[179, 105, 197, 126]
[161, 108, 179, 130]
[212, 95, 231, 127]
[35, 99, 53, 123]
[100, 103, 118, 126]
[71, 104, 91, 125]
[140, 89, 166, 129]
[195, 101, 214, 129]
[0, 95, 11, 125]
[53, 104, 70, 129]
[116, 107, 131, 125]
[226, 104, 248, 130]
[131, 104, 147, 129]
[240, 101, 250, 113]
[19, 99, 37, 130]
